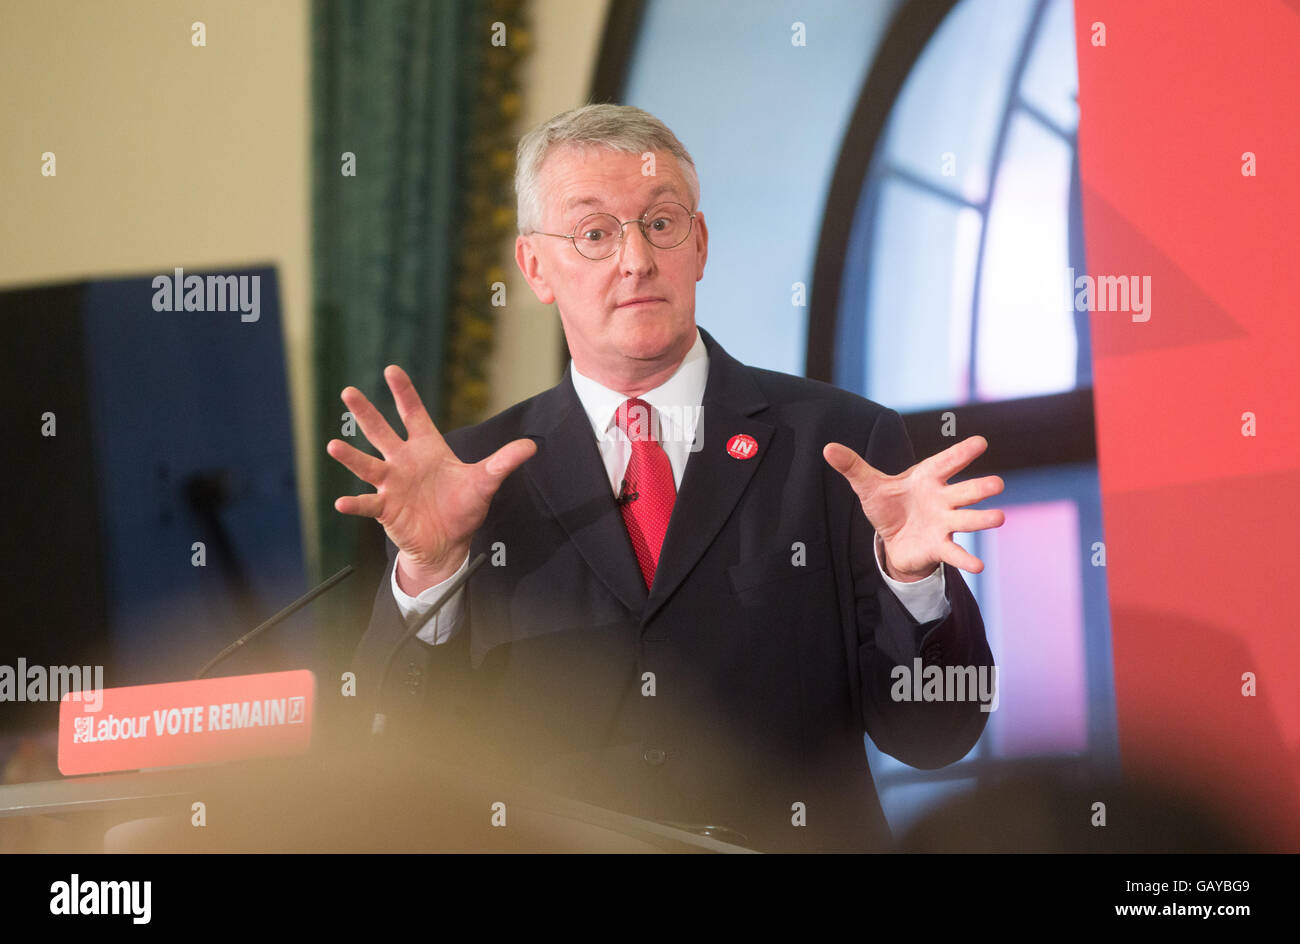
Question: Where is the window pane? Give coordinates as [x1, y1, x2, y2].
[866, 181, 980, 411]
[881, 0, 1034, 203]
[981, 499, 1089, 757]
[975, 111, 1076, 400]
[1019, 0, 1080, 133]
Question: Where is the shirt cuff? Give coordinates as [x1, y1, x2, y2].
[874, 533, 950, 624]
[390, 550, 471, 646]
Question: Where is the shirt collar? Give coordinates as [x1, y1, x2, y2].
[569, 327, 709, 441]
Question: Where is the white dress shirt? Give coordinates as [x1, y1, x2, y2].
[392, 327, 949, 644]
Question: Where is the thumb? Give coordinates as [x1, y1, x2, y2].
[822, 442, 879, 483]
[483, 437, 538, 477]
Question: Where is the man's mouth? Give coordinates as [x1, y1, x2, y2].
[617, 297, 666, 308]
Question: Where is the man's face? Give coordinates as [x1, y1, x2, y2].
[515, 145, 708, 386]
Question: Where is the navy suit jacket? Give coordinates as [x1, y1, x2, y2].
[353, 326, 994, 852]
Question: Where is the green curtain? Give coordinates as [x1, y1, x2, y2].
[311, 0, 529, 684]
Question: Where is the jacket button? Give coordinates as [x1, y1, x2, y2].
[405, 661, 422, 694]
[643, 748, 666, 766]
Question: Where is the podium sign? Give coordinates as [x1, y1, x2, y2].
[58, 670, 315, 775]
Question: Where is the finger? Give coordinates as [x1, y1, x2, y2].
[940, 540, 986, 574]
[333, 492, 384, 519]
[929, 435, 990, 482]
[947, 508, 1006, 533]
[822, 442, 882, 494]
[326, 438, 386, 487]
[945, 474, 1004, 508]
[341, 385, 404, 458]
[384, 364, 437, 440]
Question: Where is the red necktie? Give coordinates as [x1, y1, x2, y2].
[614, 398, 676, 589]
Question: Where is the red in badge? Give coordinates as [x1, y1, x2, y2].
[726, 433, 758, 460]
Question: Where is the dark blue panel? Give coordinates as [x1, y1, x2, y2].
[80, 267, 309, 685]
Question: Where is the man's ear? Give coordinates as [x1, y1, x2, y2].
[692, 210, 709, 281]
[515, 234, 557, 305]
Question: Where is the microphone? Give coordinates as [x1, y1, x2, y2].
[616, 478, 639, 505]
[196, 564, 356, 679]
[371, 551, 488, 735]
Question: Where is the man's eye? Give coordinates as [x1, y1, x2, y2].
[581, 229, 608, 242]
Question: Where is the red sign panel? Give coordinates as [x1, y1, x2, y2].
[57, 670, 315, 775]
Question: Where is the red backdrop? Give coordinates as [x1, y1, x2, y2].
[1075, 0, 1300, 849]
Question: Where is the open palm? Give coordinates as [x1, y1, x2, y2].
[327, 365, 536, 585]
[823, 435, 1005, 580]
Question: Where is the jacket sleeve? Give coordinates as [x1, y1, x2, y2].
[351, 533, 473, 745]
[851, 408, 996, 769]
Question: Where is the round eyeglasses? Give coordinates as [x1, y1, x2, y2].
[530, 201, 696, 260]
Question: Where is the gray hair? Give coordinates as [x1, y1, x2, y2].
[514, 103, 700, 234]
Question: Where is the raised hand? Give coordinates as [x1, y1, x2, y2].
[823, 435, 1005, 581]
[327, 365, 537, 592]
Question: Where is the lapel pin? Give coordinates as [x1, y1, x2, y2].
[726, 433, 758, 460]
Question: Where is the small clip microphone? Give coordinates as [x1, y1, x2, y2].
[616, 478, 639, 505]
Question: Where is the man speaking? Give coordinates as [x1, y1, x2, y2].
[330, 104, 1005, 852]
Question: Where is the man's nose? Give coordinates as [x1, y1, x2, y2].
[618, 222, 657, 276]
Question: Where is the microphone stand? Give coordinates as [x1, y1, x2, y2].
[196, 565, 355, 679]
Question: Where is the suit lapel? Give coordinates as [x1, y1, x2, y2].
[642, 328, 772, 626]
[521, 368, 649, 615]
